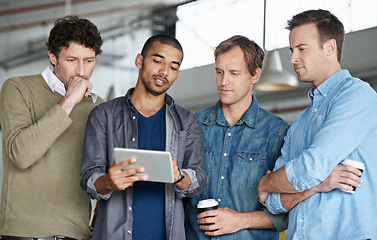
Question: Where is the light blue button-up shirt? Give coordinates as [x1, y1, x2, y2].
[186, 96, 290, 240]
[266, 70, 377, 239]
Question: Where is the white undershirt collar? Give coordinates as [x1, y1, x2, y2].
[41, 66, 97, 103]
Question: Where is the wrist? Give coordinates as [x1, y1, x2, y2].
[174, 169, 185, 184]
[59, 96, 76, 115]
[257, 174, 268, 193]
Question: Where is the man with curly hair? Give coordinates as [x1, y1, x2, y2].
[0, 15, 105, 240]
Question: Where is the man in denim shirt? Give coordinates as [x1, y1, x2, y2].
[80, 35, 207, 239]
[257, 10, 377, 239]
[186, 35, 290, 239]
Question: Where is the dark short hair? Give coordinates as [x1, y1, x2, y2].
[46, 15, 103, 63]
[214, 35, 264, 76]
[286, 9, 345, 62]
[141, 34, 184, 61]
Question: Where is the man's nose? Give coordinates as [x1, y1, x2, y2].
[290, 51, 299, 64]
[76, 62, 85, 77]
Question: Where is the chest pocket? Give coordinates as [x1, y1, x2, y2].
[234, 151, 266, 188]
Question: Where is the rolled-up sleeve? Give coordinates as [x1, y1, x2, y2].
[80, 106, 111, 199]
[175, 112, 207, 198]
[265, 192, 289, 214]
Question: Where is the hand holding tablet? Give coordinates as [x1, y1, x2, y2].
[113, 148, 175, 183]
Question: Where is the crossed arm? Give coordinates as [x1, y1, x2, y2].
[257, 164, 363, 211]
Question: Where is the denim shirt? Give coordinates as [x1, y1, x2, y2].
[266, 70, 377, 239]
[80, 88, 207, 240]
[186, 97, 290, 240]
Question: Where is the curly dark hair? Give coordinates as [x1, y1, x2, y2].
[46, 15, 103, 64]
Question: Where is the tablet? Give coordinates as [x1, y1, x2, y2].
[113, 147, 174, 183]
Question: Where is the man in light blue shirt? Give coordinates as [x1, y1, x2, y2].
[257, 9, 377, 239]
[186, 35, 290, 239]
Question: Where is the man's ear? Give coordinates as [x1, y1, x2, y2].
[325, 39, 337, 57]
[135, 54, 143, 69]
[251, 67, 262, 85]
[48, 51, 57, 66]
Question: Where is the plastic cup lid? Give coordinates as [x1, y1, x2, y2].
[197, 199, 218, 208]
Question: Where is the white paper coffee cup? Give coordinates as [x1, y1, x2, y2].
[340, 159, 365, 193]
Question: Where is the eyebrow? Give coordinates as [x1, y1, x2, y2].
[292, 44, 307, 49]
[290, 43, 307, 52]
[65, 55, 95, 59]
[153, 53, 181, 66]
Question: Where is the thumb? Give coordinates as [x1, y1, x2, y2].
[111, 152, 116, 167]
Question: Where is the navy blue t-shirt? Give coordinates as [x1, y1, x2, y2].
[132, 105, 166, 240]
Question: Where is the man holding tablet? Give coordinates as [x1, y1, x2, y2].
[80, 34, 207, 240]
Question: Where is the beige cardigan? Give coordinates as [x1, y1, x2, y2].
[0, 74, 104, 239]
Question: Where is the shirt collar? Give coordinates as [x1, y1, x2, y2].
[41, 66, 98, 103]
[203, 95, 260, 128]
[308, 69, 350, 99]
[125, 87, 175, 110]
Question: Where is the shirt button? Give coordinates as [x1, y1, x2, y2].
[132, 116, 136, 120]
[127, 230, 132, 234]
[132, 137, 136, 141]
[299, 219, 303, 223]
[314, 108, 318, 112]
[324, 94, 327, 97]
[224, 153, 227, 157]
[228, 133, 231, 136]
[218, 198, 222, 202]
[249, 158, 253, 161]
[129, 206, 132, 211]
[220, 176, 225, 180]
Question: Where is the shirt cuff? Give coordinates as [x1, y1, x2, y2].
[87, 172, 112, 200]
[175, 169, 197, 198]
[285, 159, 320, 192]
[265, 192, 289, 214]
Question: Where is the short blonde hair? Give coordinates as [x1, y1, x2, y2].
[214, 35, 264, 76]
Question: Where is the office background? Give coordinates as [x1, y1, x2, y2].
[1, 0, 377, 220]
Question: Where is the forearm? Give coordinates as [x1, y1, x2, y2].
[238, 210, 274, 230]
[94, 174, 113, 195]
[280, 187, 317, 210]
[175, 171, 191, 190]
[258, 166, 297, 194]
[174, 168, 202, 198]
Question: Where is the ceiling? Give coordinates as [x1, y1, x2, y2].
[0, 0, 196, 70]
